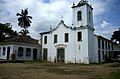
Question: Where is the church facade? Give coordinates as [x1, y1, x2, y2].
[40, 0, 120, 64]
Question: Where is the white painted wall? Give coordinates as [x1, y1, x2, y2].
[94, 35, 99, 63]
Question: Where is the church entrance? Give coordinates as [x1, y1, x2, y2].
[57, 49, 64, 62]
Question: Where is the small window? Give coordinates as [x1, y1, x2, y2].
[44, 36, 47, 44]
[26, 48, 31, 57]
[77, 32, 82, 41]
[77, 11, 82, 21]
[65, 33, 69, 42]
[18, 47, 23, 57]
[54, 35, 57, 43]
[3, 47, 6, 55]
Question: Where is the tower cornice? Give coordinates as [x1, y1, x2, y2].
[72, 1, 93, 10]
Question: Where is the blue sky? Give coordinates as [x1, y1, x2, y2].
[43, 0, 50, 3]
[0, 0, 120, 39]
[98, 0, 120, 26]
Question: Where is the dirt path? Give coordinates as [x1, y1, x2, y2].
[0, 62, 120, 79]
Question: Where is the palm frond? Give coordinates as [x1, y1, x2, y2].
[16, 8, 32, 35]
[16, 13, 22, 16]
[24, 8, 28, 15]
[27, 16, 32, 19]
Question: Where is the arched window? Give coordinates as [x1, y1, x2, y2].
[77, 11, 82, 21]
[26, 48, 31, 57]
[18, 47, 23, 57]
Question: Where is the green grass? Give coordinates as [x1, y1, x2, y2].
[109, 70, 120, 79]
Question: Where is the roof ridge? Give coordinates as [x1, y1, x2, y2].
[3, 35, 39, 45]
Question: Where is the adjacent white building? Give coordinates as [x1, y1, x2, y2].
[0, 35, 40, 61]
[40, 0, 120, 64]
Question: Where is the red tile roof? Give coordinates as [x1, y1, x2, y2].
[4, 35, 39, 45]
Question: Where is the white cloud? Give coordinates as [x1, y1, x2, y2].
[0, 0, 118, 39]
[95, 20, 118, 39]
[101, 20, 110, 28]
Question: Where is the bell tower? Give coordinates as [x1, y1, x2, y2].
[72, 0, 93, 28]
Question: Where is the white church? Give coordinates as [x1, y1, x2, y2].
[40, 0, 120, 64]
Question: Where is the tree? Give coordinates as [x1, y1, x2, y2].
[0, 23, 18, 41]
[16, 8, 32, 35]
[111, 28, 120, 44]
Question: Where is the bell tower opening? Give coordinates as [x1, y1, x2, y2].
[77, 11, 82, 21]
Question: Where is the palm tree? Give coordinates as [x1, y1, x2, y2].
[19, 29, 29, 36]
[111, 28, 120, 44]
[16, 8, 32, 35]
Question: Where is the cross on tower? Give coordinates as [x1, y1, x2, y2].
[61, 16, 63, 20]
[80, 0, 88, 3]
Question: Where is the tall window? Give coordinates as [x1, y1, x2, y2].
[102, 40, 104, 49]
[106, 51, 108, 58]
[105, 41, 107, 50]
[77, 11, 82, 21]
[108, 43, 110, 50]
[3, 47, 6, 55]
[77, 32, 82, 41]
[98, 39, 100, 49]
[54, 35, 57, 43]
[102, 51, 104, 59]
[89, 11, 91, 21]
[33, 48, 38, 60]
[26, 48, 31, 57]
[112, 44, 113, 50]
[0, 47, 1, 56]
[18, 47, 23, 57]
[44, 36, 47, 44]
[65, 33, 69, 42]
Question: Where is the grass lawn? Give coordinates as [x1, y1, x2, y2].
[105, 70, 120, 79]
[0, 61, 120, 79]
